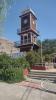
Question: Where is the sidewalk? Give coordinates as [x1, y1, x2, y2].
[31, 68, 56, 72]
[24, 76, 56, 93]
[46, 68, 56, 72]
[0, 80, 56, 100]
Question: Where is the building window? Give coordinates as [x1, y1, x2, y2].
[21, 36, 23, 44]
[24, 35, 27, 44]
[28, 33, 31, 43]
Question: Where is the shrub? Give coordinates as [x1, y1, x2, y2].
[14, 67, 24, 82]
[0, 54, 29, 82]
[26, 51, 41, 66]
[16, 57, 30, 69]
[44, 54, 51, 62]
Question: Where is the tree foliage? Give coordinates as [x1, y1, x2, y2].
[38, 39, 56, 55]
[44, 54, 51, 62]
[0, 0, 16, 34]
[38, 39, 56, 62]
[42, 39, 56, 55]
[26, 51, 41, 66]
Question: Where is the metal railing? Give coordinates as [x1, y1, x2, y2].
[21, 38, 31, 45]
[14, 38, 32, 47]
[14, 39, 40, 48]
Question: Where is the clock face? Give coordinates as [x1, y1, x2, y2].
[33, 20, 35, 24]
[21, 14, 30, 31]
[23, 19, 28, 24]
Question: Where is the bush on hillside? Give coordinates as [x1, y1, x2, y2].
[0, 54, 28, 82]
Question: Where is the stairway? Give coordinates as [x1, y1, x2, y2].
[28, 70, 56, 81]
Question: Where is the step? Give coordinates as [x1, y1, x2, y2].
[28, 75, 56, 81]
[28, 74, 56, 78]
[29, 72, 56, 75]
[30, 69, 56, 73]
[29, 73, 56, 77]
[28, 70, 56, 81]
[30, 70, 56, 74]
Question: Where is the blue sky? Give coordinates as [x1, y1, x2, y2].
[4, 0, 56, 41]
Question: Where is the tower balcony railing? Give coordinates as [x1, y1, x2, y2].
[21, 38, 31, 45]
[14, 38, 32, 47]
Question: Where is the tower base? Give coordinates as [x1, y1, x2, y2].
[18, 43, 39, 52]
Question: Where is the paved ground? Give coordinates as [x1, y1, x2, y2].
[46, 69, 56, 72]
[31, 68, 56, 72]
[0, 78, 56, 100]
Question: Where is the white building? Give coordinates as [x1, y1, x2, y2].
[0, 38, 20, 57]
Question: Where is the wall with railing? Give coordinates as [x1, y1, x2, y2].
[31, 63, 54, 70]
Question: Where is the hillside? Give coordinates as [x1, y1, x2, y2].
[42, 39, 56, 55]
[38, 39, 56, 55]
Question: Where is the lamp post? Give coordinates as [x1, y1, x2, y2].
[10, 43, 13, 57]
[41, 40, 43, 66]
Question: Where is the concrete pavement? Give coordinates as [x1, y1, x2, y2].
[0, 79, 56, 100]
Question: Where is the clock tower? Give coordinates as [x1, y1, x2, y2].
[17, 8, 39, 52]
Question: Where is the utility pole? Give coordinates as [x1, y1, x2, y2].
[41, 39, 43, 67]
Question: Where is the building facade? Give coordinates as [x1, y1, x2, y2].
[0, 38, 19, 57]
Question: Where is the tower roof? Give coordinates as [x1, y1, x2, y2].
[20, 8, 37, 19]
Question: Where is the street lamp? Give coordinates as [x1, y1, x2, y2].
[41, 40, 43, 66]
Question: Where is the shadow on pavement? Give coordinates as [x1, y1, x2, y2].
[20, 87, 32, 100]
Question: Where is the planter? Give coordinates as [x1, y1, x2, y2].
[23, 68, 29, 76]
[31, 65, 48, 70]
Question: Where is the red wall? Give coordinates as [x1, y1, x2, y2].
[31, 65, 48, 70]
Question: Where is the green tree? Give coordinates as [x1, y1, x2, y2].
[26, 51, 41, 66]
[44, 54, 51, 62]
[42, 39, 56, 55]
[16, 57, 30, 69]
[0, 0, 16, 35]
